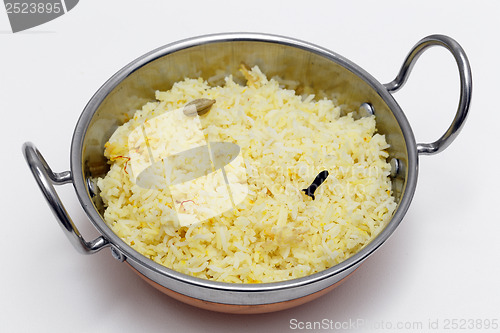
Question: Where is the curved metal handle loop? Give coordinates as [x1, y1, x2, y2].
[23, 142, 109, 254]
[384, 34, 472, 155]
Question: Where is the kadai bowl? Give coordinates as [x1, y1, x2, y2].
[23, 33, 471, 314]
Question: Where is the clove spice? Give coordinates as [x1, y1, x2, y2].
[302, 170, 329, 200]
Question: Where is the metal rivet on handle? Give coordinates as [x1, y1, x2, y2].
[111, 246, 126, 262]
[390, 158, 401, 178]
[359, 103, 375, 117]
[87, 178, 97, 197]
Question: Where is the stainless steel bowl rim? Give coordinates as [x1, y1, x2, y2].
[70, 32, 420, 292]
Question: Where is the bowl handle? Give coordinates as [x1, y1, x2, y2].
[23, 141, 109, 254]
[384, 34, 472, 155]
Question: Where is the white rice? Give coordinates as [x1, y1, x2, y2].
[97, 66, 397, 283]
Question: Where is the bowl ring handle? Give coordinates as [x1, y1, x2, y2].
[384, 34, 472, 155]
[23, 141, 109, 254]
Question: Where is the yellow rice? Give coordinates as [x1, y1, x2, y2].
[97, 66, 397, 283]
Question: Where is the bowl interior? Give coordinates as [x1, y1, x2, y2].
[74, 36, 414, 285]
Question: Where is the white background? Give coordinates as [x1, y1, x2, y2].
[1, 1, 499, 332]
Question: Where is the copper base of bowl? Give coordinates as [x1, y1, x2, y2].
[128, 263, 357, 314]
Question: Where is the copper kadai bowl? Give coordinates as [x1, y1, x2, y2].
[23, 33, 471, 314]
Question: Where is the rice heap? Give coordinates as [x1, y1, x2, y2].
[97, 66, 397, 283]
